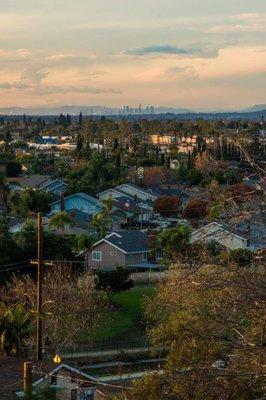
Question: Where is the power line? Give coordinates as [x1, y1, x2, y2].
[33, 369, 133, 391]
[0, 262, 31, 273]
[0, 260, 29, 269]
[0, 379, 23, 390]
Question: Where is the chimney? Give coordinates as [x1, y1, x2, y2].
[60, 192, 65, 212]
[70, 208, 76, 219]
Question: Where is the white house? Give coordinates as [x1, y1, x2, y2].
[190, 222, 248, 250]
[98, 183, 158, 203]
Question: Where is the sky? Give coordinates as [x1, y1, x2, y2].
[0, 0, 265, 110]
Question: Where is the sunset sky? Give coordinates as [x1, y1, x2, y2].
[0, 0, 265, 110]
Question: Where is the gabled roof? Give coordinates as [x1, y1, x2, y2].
[153, 187, 189, 199]
[8, 216, 25, 229]
[113, 196, 154, 213]
[113, 196, 142, 214]
[7, 175, 52, 189]
[98, 187, 135, 199]
[98, 184, 158, 201]
[39, 178, 66, 191]
[50, 192, 100, 206]
[66, 209, 92, 228]
[33, 363, 98, 387]
[191, 221, 247, 242]
[93, 230, 149, 254]
[117, 183, 158, 199]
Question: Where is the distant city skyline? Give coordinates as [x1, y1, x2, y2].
[0, 0, 265, 109]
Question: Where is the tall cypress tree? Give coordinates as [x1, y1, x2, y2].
[79, 112, 83, 126]
[187, 150, 192, 170]
[166, 156, 171, 170]
[76, 132, 83, 158]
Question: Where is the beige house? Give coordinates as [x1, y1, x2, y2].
[85, 231, 150, 270]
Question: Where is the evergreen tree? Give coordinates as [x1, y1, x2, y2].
[160, 153, 165, 166]
[78, 111, 83, 125]
[143, 143, 147, 157]
[59, 113, 66, 126]
[76, 132, 83, 158]
[66, 114, 72, 126]
[5, 129, 11, 143]
[113, 137, 119, 151]
[166, 156, 171, 170]
[187, 150, 192, 170]
[115, 151, 121, 169]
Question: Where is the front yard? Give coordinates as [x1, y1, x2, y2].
[78, 285, 155, 346]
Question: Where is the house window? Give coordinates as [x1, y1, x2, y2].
[142, 252, 147, 261]
[155, 250, 163, 260]
[92, 251, 102, 261]
[90, 205, 96, 212]
[110, 252, 117, 256]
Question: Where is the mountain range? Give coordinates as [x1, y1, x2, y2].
[0, 104, 265, 116]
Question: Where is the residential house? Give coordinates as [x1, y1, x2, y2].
[0, 357, 97, 400]
[8, 216, 51, 234]
[8, 216, 25, 234]
[45, 209, 92, 235]
[231, 219, 266, 251]
[85, 230, 150, 270]
[190, 220, 266, 251]
[150, 134, 177, 146]
[50, 192, 101, 216]
[154, 185, 190, 207]
[98, 183, 158, 203]
[113, 196, 154, 223]
[7, 175, 52, 191]
[39, 178, 67, 197]
[244, 178, 266, 196]
[40, 136, 59, 145]
[190, 222, 248, 250]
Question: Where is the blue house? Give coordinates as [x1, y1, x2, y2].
[39, 178, 67, 197]
[50, 192, 101, 215]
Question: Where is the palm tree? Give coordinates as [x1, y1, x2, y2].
[101, 196, 114, 217]
[157, 225, 190, 261]
[49, 211, 74, 233]
[0, 303, 33, 356]
[91, 196, 114, 237]
[90, 213, 109, 238]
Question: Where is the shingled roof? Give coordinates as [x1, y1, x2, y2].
[95, 230, 149, 253]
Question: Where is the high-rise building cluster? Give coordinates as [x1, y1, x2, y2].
[118, 105, 155, 115]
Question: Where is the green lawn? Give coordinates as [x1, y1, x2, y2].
[92, 285, 155, 343]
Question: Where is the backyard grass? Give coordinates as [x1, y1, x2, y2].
[92, 285, 155, 343]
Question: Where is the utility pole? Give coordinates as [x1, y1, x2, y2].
[23, 362, 32, 400]
[37, 212, 42, 361]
